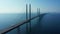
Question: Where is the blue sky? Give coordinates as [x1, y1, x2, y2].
[0, 0, 60, 13]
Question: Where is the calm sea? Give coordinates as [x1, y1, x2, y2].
[0, 13, 38, 34]
[0, 13, 60, 34]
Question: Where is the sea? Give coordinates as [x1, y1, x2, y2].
[0, 13, 38, 34]
[0, 13, 60, 34]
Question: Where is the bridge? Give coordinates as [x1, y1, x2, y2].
[0, 4, 60, 34]
[0, 4, 42, 34]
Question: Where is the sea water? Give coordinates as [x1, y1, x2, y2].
[0, 13, 38, 34]
[1, 13, 60, 34]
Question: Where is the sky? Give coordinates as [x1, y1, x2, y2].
[0, 0, 60, 13]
